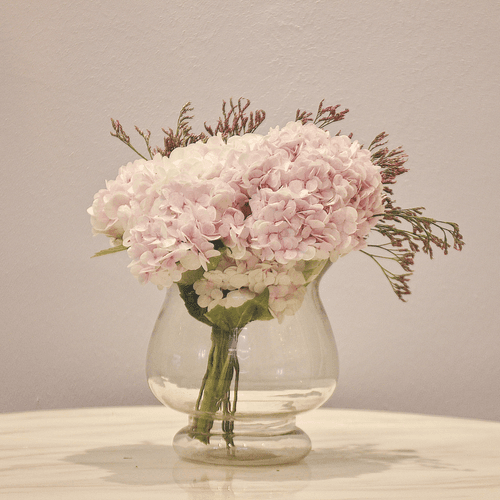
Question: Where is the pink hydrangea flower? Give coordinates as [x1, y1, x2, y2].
[90, 121, 383, 301]
[235, 122, 383, 264]
[87, 155, 167, 244]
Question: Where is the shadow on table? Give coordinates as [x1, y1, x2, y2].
[64, 441, 464, 490]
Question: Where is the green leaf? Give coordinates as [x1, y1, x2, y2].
[302, 259, 328, 282]
[204, 288, 273, 331]
[178, 283, 214, 327]
[177, 267, 206, 286]
[91, 244, 128, 258]
[177, 253, 224, 286]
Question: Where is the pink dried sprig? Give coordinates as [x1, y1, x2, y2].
[294, 109, 313, 125]
[369, 132, 409, 183]
[295, 99, 349, 130]
[134, 126, 153, 159]
[110, 119, 150, 161]
[204, 98, 266, 141]
[155, 102, 208, 157]
[360, 245, 413, 300]
[111, 102, 209, 160]
[382, 209, 464, 256]
[368, 132, 409, 211]
[362, 130, 463, 299]
[365, 208, 464, 300]
[313, 100, 350, 128]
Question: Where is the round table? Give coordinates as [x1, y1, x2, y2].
[1, 406, 499, 499]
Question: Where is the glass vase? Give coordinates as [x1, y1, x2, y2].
[146, 274, 338, 466]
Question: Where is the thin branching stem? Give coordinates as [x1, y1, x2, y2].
[107, 99, 464, 301]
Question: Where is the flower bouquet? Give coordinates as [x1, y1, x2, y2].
[89, 99, 463, 462]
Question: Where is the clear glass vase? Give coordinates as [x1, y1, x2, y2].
[146, 274, 339, 466]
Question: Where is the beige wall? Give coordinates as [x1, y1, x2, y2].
[1, 0, 499, 420]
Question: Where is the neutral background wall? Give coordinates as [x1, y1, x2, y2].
[1, 1, 499, 421]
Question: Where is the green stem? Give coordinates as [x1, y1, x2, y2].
[189, 326, 241, 446]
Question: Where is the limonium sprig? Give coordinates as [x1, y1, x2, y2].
[96, 98, 464, 302]
[363, 132, 463, 299]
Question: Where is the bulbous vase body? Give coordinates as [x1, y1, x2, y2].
[146, 279, 338, 465]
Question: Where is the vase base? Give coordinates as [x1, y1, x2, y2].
[172, 421, 312, 466]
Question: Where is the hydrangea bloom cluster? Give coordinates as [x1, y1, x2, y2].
[192, 253, 325, 322]
[89, 121, 383, 320]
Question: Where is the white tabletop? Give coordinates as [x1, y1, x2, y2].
[1, 405, 499, 499]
